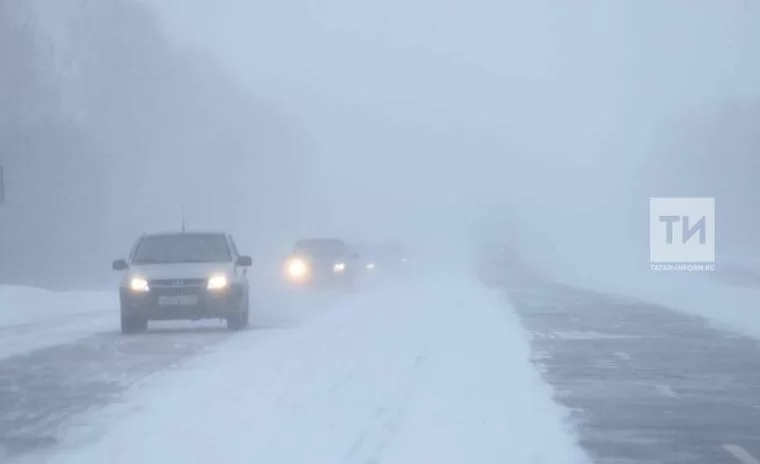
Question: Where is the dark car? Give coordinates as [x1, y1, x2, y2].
[283, 238, 358, 289]
[112, 231, 252, 333]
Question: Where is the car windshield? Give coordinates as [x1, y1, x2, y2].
[131, 234, 231, 264]
[294, 239, 345, 258]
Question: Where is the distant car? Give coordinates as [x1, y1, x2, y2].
[112, 231, 252, 334]
[283, 238, 358, 289]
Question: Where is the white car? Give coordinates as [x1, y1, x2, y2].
[112, 231, 252, 333]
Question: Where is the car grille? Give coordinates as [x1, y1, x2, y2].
[149, 278, 206, 288]
[151, 286, 203, 297]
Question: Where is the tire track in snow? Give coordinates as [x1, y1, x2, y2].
[341, 300, 465, 463]
[341, 348, 430, 464]
[254, 293, 462, 464]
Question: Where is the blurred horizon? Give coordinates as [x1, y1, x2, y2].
[1, 0, 758, 288]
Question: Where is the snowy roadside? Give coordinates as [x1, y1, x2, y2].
[37, 274, 587, 464]
[0, 285, 115, 327]
[575, 269, 760, 339]
[535, 244, 760, 341]
[0, 285, 117, 359]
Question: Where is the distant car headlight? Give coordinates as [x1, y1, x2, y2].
[366, 262, 376, 270]
[207, 274, 229, 290]
[288, 259, 308, 279]
[129, 277, 150, 293]
[333, 262, 346, 273]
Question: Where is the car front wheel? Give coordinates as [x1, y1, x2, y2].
[226, 297, 249, 331]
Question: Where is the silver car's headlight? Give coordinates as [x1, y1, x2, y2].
[129, 277, 150, 293]
[207, 274, 229, 290]
[333, 262, 346, 273]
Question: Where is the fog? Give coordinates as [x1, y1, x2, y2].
[1, 1, 758, 288]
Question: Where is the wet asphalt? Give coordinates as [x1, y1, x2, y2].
[507, 279, 760, 464]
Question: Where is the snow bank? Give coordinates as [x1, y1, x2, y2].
[44, 273, 587, 464]
[569, 262, 760, 340]
[499, 194, 760, 340]
[521, 235, 760, 340]
[0, 285, 115, 327]
[0, 285, 116, 360]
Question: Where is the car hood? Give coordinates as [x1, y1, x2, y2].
[127, 262, 234, 280]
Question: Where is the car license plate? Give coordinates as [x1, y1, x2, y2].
[158, 295, 198, 306]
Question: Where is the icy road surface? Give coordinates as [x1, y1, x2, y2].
[0, 321, 233, 457]
[0, 288, 336, 460]
[9, 274, 586, 464]
[508, 278, 760, 464]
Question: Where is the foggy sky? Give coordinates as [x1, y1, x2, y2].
[3, 0, 758, 287]
[145, 0, 759, 251]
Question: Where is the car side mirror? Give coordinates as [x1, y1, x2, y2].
[236, 256, 253, 267]
[112, 259, 128, 271]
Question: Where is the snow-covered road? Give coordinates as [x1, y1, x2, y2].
[10, 263, 760, 463]
[4, 273, 587, 464]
